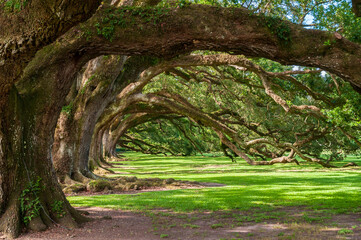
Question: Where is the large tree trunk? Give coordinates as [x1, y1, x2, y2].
[101, 127, 113, 160]
[0, 88, 87, 238]
[0, 31, 95, 237]
[0, 88, 23, 238]
[52, 56, 126, 183]
[0, 0, 102, 237]
[89, 126, 107, 167]
[85, 56, 158, 166]
[53, 56, 156, 182]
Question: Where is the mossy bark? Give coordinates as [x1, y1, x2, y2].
[0, 0, 101, 237]
[0, 87, 88, 239]
[52, 56, 125, 183]
[53, 56, 154, 182]
[87, 56, 157, 164]
[0, 31, 94, 237]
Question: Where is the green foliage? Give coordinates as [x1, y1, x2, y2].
[87, 180, 112, 192]
[51, 201, 66, 218]
[61, 102, 73, 116]
[120, 54, 361, 160]
[174, 0, 191, 8]
[211, 223, 224, 229]
[95, 6, 171, 41]
[313, 1, 361, 44]
[1, 0, 27, 12]
[123, 117, 219, 156]
[323, 39, 336, 46]
[262, 15, 291, 43]
[80, 74, 96, 94]
[323, 83, 361, 127]
[20, 177, 42, 225]
[338, 228, 354, 235]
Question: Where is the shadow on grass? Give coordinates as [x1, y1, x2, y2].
[69, 174, 361, 213]
[69, 153, 361, 214]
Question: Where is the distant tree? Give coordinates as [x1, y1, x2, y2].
[111, 55, 360, 166]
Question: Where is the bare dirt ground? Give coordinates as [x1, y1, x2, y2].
[2, 206, 359, 240]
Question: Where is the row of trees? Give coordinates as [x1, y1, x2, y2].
[54, 53, 360, 177]
[119, 59, 361, 161]
[1, 0, 361, 238]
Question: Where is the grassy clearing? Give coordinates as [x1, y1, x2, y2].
[68, 152, 361, 215]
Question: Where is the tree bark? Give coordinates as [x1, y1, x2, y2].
[52, 56, 126, 183]
[39, 4, 361, 90]
[53, 54, 157, 182]
[89, 125, 107, 168]
[0, 0, 101, 112]
[51, 0, 163, 183]
[0, 29, 94, 237]
[0, 87, 88, 238]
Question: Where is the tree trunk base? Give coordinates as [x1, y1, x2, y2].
[0, 193, 21, 239]
[71, 169, 109, 184]
[0, 188, 89, 239]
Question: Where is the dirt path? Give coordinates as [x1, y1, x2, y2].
[4, 206, 359, 240]
[15, 207, 155, 240]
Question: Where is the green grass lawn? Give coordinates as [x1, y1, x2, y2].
[68, 152, 361, 214]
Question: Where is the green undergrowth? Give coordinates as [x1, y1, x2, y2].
[68, 152, 361, 214]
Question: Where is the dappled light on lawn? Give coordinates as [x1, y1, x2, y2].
[69, 153, 361, 213]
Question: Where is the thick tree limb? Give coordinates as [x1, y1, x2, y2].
[23, 4, 361, 92]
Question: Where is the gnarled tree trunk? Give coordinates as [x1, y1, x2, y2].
[0, 0, 101, 234]
[52, 56, 126, 183]
[0, 86, 87, 238]
[53, 55, 157, 182]
[0, 29, 96, 237]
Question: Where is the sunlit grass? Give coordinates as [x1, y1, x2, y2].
[68, 152, 361, 214]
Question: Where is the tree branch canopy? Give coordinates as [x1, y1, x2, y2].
[45, 4, 361, 90]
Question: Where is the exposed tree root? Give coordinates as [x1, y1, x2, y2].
[342, 162, 358, 167]
[72, 170, 109, 183]
[0, 193, 21, 239]
[0, 183, 90, 239]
